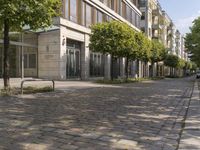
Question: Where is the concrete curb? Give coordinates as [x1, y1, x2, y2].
[178, 80, 200, 150]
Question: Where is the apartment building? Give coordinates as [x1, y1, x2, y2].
[0, 0, 142, 80]
[138, 0, 189, 77]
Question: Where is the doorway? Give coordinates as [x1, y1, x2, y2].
[66, 47, 80, 78]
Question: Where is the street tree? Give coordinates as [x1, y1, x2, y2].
[150, 39, 166, 76]
[0, 0, 61, 89]
[164, 54, 179, 76]
[185, 17, 200, 66]
[150, 39, 166, 63]
[89, 21, 139, 80]
[135, 32, 152, 77]
[136, 32, 152, 63]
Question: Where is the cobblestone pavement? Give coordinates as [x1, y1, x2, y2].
[0, 77, 195, 150]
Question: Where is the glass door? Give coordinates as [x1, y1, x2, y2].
[66, 48, 80, 78]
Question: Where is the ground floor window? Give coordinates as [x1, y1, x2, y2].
[90, 53, 104, 77]
[24, 53, 36, 69]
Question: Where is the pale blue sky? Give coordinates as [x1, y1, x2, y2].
[159, 0, 200, 35]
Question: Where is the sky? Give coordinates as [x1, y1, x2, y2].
[159, 0, 200, 35]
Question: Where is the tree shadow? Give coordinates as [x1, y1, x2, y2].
[0, 77, 195, 150]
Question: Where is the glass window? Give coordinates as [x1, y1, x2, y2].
[29, 54, 36, 68]
[24, 53, 36, 69]
[70, 0, 77, 22]
[141, 12, 145, 20]
[85, 4, 92, 27]
[131, 11, 136, 26]
[90, 53, 104, 77]
[126, 6, 132, 23]
[24, 54, 28, 69]
[117, 0, 122, 15]
[81, 1, 85, 25]
[65, 0, 69, 19]
[97, 11, 103, 23]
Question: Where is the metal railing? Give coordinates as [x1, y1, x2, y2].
[21, 79, 55, 94]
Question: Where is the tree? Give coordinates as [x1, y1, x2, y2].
[185, 17, 200, 66]
[89, 21, 139, 80]
[150, 39, 166, 76]
[115, 24, 139, 80]
[164, 54, 179, 68]
[136, 32, 152, 63]
[0, 0, 61, 89]
[134, 32, 152, 77]
[164, 54, 179, 76]
[150, 39, 166, 63]
[177, 59, 185, 69]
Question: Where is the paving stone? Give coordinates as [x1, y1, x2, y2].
[0, 77, 194, 150]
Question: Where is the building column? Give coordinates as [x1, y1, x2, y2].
[81, 34, 90, 80]
[120, 58, 125, 78]
[104, 54, 111, 80]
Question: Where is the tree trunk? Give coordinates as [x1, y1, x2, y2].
[3, 19, 10, 89]
[125, 57, 129, 80]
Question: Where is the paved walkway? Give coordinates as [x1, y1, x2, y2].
[178, 80, 200, 150]
[0, 77, 195, 150]
[0, 78, 107, 92]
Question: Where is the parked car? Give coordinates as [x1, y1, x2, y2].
[196, 71, 200, 79]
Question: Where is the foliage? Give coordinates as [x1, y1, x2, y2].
[135, 32, 152, 62]
[164, 54, 179, 68]
[90, 21, 141, 79]
[191, 62, 198, 71]
[150, 39, 167, 63]
[177, 58, 186, 69]
[0, 0, 61, 30]
[184, 61, 193, 70]
[185, 17, 200, 66]
[0, 0, 61, 89]
[90, 21, 138, 58]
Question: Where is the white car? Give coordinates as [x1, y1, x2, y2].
[196, 71, 200, 79]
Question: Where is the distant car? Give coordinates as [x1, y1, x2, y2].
[196, 71, 200, 79]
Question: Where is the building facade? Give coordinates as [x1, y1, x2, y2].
[0, 0, 142, 80]
[138, 0, 189, 77]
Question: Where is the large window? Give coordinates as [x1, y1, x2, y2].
[97, 10, 103, 23]
[131, 11, 136, 26]
[70, 0, 77, 22]
[24, 53, 36, 69]
[65, 0, 69, 19]
[90, 53, 104, 77]
[85, 4, 92, 27]
[117, 0, 122, 15]
[126, 5, 132, 23]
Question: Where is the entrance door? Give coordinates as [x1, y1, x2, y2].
[66, 48, 80, 78]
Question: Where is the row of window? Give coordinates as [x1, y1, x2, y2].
[63, 0, 140, 28]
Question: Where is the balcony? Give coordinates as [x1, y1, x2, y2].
[152, 23, 163, 29]
[139, 0, 146, 7]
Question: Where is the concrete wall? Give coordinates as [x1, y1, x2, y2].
[38, 30, 61, 79]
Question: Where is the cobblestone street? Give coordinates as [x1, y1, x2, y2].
[0, 77, 195, 150]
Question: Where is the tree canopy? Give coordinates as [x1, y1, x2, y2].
[185, 17, 200, 66]
[0, 0, 61, 89]
[135, 32, 152, 62]
[164, 54, 179, 68]
[0, 0, 61, 30]
[150, 39, 166, 63]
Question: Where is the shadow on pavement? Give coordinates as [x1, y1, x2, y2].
[0, 77, 196, 150]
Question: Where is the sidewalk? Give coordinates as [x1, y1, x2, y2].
[179, 80, 200, 150]
[0, 78, 107, 91]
